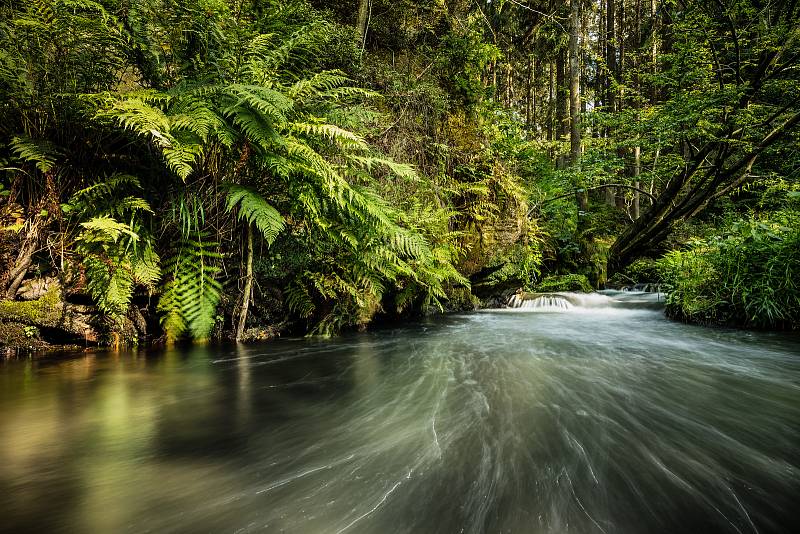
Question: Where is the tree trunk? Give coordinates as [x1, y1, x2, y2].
[235, 224, 254, 342]
[569, 0, 582, 167]
[608, 109, 800, 274]
[606, 0, 617, 112]
[650, 0, 660, 102]
[556, 49, 567, 168]
[526, 55, 533, 129]
[632, 0, 643, 220]
[532, 56, 538, 133]
[357, 0, 370, 51]
[547, 60, 555, 141]
[4, 205, 47, 299]
[599, 0, 606, 109]
[633, 145, 641, 219]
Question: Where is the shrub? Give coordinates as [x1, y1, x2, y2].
[657, 212, 800, 329]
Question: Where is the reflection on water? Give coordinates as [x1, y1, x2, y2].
[1, 292, 799, 533]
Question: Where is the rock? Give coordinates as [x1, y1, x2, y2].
[16, 276, 59, 301]
[0, 283, 99, 348]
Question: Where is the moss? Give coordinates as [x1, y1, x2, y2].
[0, 284, 98, 348]
[535, 274, 593, 293]
[0, 285, 62, 324]
[444, 286, 481, 311]
[584, 236, 612, 288]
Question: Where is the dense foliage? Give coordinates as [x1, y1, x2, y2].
[659, 211, 800, 329]
[1, 0, 798, 348]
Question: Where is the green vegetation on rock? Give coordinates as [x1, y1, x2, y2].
[535, 274, 593, 294]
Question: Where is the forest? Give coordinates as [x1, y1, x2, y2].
[1, 0, 799, 350]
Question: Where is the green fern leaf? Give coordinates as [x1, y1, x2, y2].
[224, 185, 285, 244]
[10, 136, 63, 173]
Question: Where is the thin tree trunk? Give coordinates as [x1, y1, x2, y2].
[506, 61, 513, 106]
[618, 0, 625, 109]
[548, 60, 555, 141]
[4, 209, 45, 299]
[526, 55, 533, 128]
[606, 0, 617, 112]
[235, 224, 254, 342]
[556, 49, 567, 168]
[599, 0, 606, 109]
[532, 56, 538, 133]
[357, 0, 370, 52]
[632, 0, 642, 220]
[633, 145, 641, 219]
[651, 0, 660, 102]
[569, 0, 582, 167]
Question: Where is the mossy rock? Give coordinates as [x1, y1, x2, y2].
[535, 274, 593, 293]
[0, 284, 99, 348]
[0, 321, 50, 351]
[0, 285, 62, 323]
[443, 286, 481, 311]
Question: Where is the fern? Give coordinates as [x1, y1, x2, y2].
[101, 97, 204, 180]
[69, 174, 142, 205]
[75, 217, 161, 323]
[10, 136, 62, 173]
[88, 18, 469, 339]
[288, 70, 349, 100]
[83, 253, 134, 319]
[158, 235, 222, 342]
[224, 185, 285, 245]
[68, 175, 161, 325]
[79, 216, 139, 242]
[289, 121, 368, 150]
[131, 241, 161, 290]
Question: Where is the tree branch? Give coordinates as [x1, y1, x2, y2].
[530, 184, 656, 216]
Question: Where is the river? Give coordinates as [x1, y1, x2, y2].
[1, 291, 799, 533]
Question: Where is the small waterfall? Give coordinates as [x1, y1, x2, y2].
[522, 296, 573, 311]
[503, 290, 662, 312]
[508, 294, 573, 311]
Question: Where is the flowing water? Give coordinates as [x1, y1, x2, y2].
[1, 291, 799, 534]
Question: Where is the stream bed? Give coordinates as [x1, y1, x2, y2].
[1, 291, 799, 533]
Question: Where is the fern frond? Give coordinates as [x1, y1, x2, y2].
[346, 154, 419, 181]
[79, 216, 139, 242]
[288, 70, 349, 100]
[69, 174, 141, 204]
[286, 280, 315, 318]
[104, 97, 171, 139]
[224, 84, 292, 124]
[162, 141, 204, 180]
[10, 136, 63, 172]
[131, 241, 161, 290]
[83, 253, 134, 319]
[224, 185, 285, 244]
[158, 236, 222, 341]
[169, 99, 224, 142]
[289, 121, 368, 150]
[244, 23, 323, 72]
